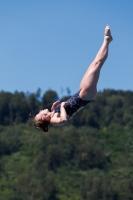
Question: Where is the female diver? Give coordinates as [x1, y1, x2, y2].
[31, 25, 113, 132]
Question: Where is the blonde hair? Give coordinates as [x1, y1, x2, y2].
[29, 113, 50, 132]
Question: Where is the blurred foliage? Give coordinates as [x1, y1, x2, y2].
[0, 89, 133, 199]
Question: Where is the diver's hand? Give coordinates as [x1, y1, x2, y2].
[61, 102, 67, 107]
[51, 100, 60, 111]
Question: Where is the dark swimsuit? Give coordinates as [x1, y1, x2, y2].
[54, 90, 92, 121]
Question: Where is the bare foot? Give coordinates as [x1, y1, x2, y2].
[104, 25, 113, 43]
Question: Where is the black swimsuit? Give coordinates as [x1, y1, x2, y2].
[54, 90, 92, 120]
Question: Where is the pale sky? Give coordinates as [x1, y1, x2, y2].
[0, 0, 133, 98]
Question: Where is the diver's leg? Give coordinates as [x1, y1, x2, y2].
[80, 25, 113, 100]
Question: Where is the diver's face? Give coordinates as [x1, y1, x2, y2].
[36, 109, 51, 121]
[39, 109, 49, 115]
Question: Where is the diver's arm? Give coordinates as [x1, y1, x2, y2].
[50, 102, 68, 126]
[60, 102, 68, 123]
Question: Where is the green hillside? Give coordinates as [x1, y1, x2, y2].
[0, 89, 133, 200]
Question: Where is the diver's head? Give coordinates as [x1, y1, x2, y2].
[30, 109, 51, 132]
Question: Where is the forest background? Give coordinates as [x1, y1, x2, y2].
[0, 88, 133, 200]
[1, 1, 133, 199]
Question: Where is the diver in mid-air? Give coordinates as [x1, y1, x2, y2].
[30, 25, 113, 132]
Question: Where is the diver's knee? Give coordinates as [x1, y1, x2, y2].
[80, 87, 97, 101]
